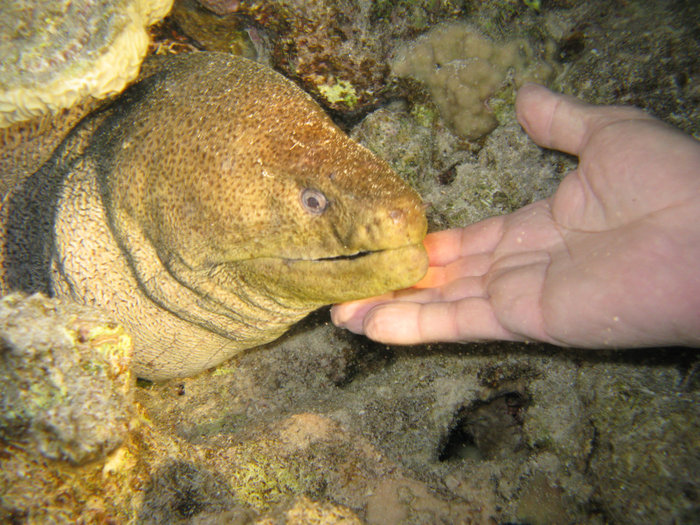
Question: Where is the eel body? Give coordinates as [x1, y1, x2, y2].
[0, 52, 428, 380]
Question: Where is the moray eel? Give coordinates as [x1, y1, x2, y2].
[0, 52, 428, 380]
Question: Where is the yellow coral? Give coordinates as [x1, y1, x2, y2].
[318, 80, 359, 108]
[0, 0, 174, 128]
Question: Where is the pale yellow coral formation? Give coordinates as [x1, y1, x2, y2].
[0, 0, 173, 128]
[392, 22, 553, 139]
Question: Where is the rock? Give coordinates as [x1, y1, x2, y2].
[0, 0, 174, 128]
[0, 292, 134, 465]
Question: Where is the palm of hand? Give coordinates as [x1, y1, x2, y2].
[333, 84, 700, 348]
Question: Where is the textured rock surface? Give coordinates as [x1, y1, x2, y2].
[136, 315, 699, 524]
[351, 99, 569, 230]
[0, 0, 174, 197]
[548, 0, 700, 134]
[0, 293, 134, 465]
[169, 0, 470, 117]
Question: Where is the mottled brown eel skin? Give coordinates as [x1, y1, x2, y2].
[0, 52, 428, 380]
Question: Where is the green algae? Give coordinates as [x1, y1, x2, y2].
[317, 80, 359, 109]
[228, 442, 322, 511]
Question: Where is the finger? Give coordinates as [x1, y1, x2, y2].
[362, 299, 521, 345]
[330, 284, 432, 331]
[331, 274, 486, 333]
[415, 253, 492, 288]
[424, 216, 504, 267]
[515, 83, 649, 156]
[398, 275, 487, 304]
[515, 83, 590, 154]
[331, 293, 396, 332]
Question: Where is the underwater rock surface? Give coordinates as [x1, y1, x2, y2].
[0, 293, 134, 465]
[136, 316, 700, 524]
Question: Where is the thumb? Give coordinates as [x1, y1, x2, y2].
[515, 83, 649, 157]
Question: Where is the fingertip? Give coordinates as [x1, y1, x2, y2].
[515, 82, 553, 135]
[329, 304, 345, 326]
[515, 83, 590, 155]
[330, 303, 364, 333]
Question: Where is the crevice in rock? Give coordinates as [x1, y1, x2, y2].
[438, 391, 530, 462]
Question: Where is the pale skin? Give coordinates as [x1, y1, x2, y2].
[332, 83, 700, 348]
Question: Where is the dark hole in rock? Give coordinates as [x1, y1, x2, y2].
[438, 391, 529, 462]
[437, 164, 457, 185]
[558, 30, 586, 62]
[438, 421, 481, 462]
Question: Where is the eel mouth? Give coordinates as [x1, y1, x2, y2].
[306, 251, 372, 262]
[280, 250, 374, 264]
[242, 244, 429, 304]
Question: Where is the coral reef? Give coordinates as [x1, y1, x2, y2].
[391, 21, 554, 139]
[0, 293, 149, 522]
[169, 0, 469, 117]
[168, 0, 257, 58]
[0, 0, 174, 127]
[352, 100, 567, 229]
[136, 315, 700, 524]
[0, 0, 175, 196]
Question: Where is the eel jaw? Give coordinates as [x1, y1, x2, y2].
[239, 243, 429, 307]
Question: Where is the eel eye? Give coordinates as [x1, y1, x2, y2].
[301, 188, 328, 215]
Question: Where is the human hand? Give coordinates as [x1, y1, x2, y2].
[332, 83, 700, 348]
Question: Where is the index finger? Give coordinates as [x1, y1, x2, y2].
[361, 297, 520, 345]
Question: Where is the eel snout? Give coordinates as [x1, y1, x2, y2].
[353, 198, 428, 251]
